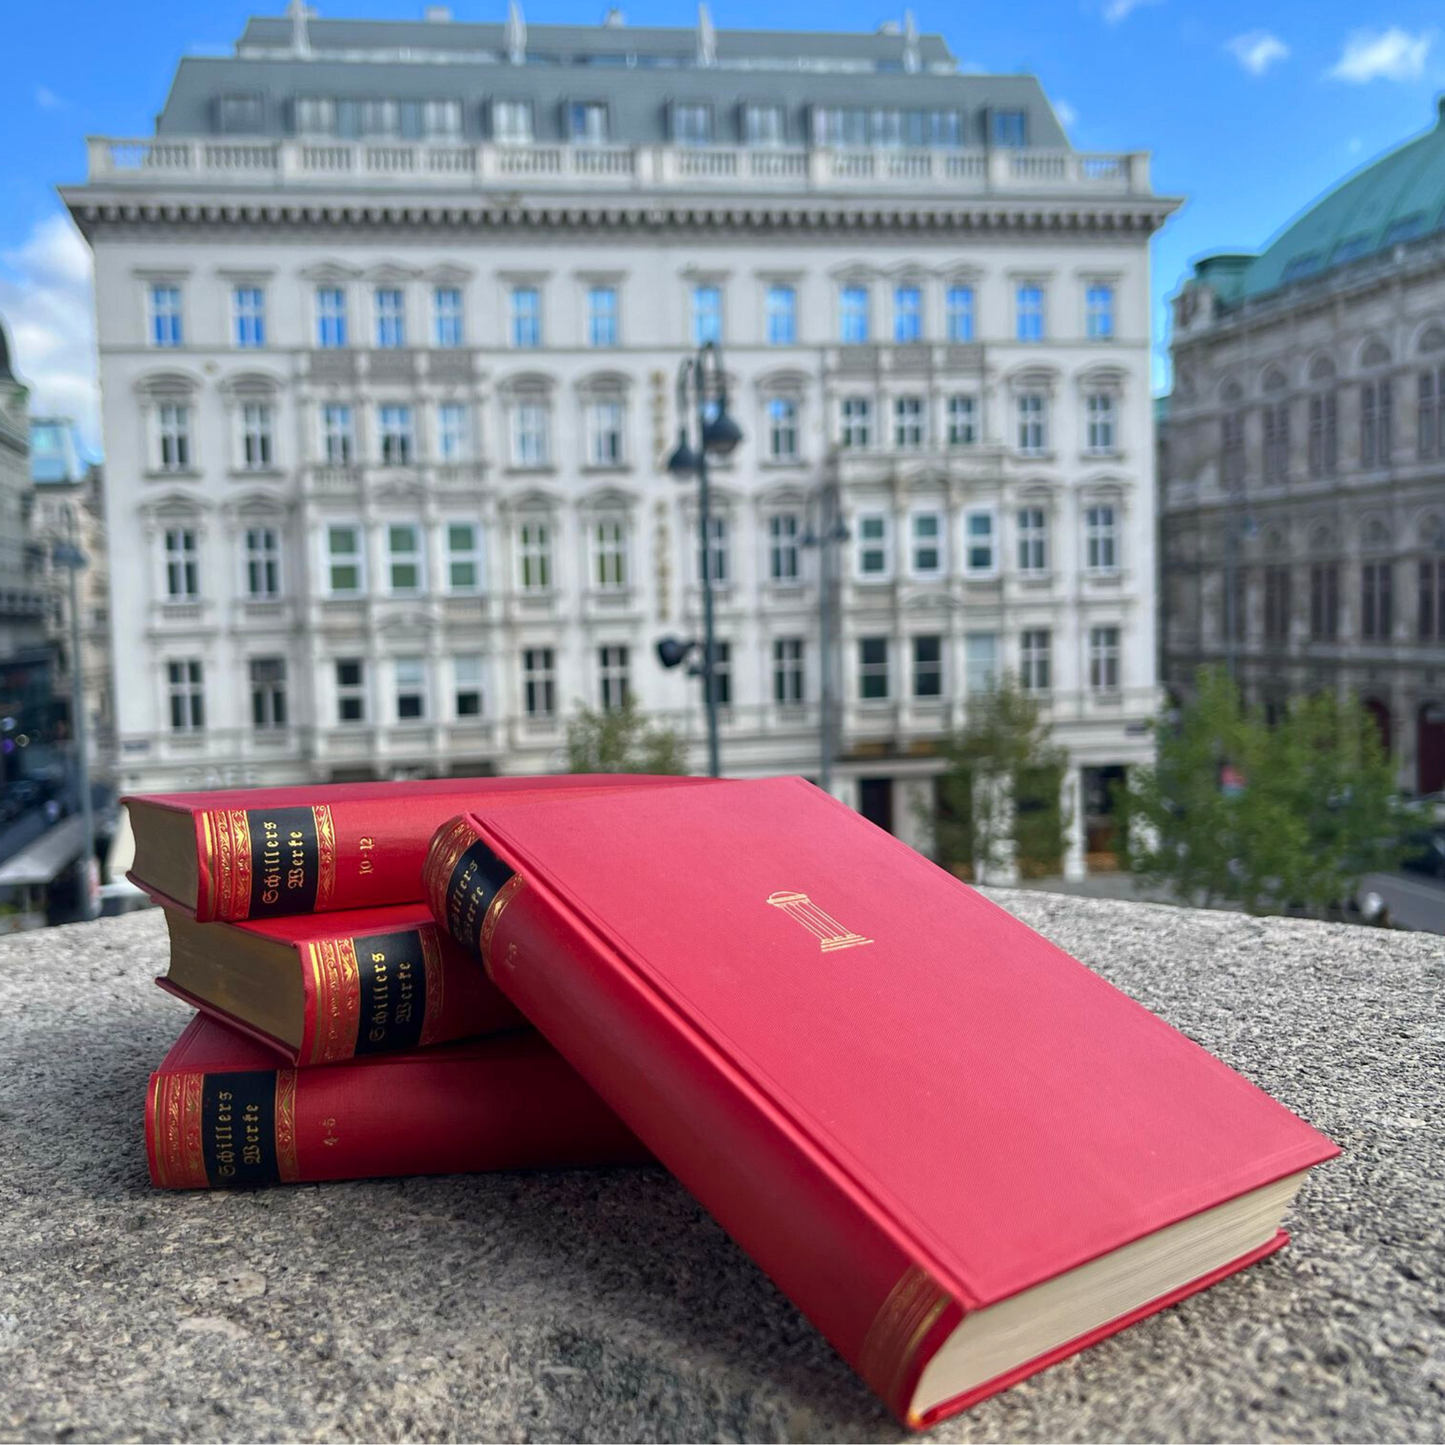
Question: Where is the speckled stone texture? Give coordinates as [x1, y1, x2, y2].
[0, 893, 1440, 1443]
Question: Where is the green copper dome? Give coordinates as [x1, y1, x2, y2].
[1204, 100, 1445, 305]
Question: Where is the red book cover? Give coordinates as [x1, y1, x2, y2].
[126, 773, 711, 921]
[158, 902, 526, 1066]
[146, 1014, 649, 1189]
[425, 778, 1339, 1428]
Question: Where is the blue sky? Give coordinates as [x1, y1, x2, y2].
[3, 0, 1443, 451]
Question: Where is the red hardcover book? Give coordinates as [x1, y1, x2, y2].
[425, 778, 1339, 1428]
[146, 1014, 649, 1189]
[156, 902, 525, 1066]
[126, 773, 710, 921]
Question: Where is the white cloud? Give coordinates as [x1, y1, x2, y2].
[0, 213, 99, 449]
[1054, 99, 1078, 129]
[1328, 26, 1433, 83]
[1103, 0, 1160, 23]
[34, 85, 67, 112]
[1227, 30, 1290, 76]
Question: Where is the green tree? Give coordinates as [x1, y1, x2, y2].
[927, 678, 1069, 881]
[564, 698, 689, 776]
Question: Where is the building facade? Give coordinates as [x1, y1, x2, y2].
[65, 6, 1175, 866]
[1161, 102, 1445, 796]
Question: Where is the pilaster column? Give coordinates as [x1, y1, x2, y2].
[1062, 763, 1087, 881]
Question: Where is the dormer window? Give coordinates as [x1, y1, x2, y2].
[673, 103, 713, 146]
[568, 102, 609, 144]
[813, 106, 868, 147]
[744, 103, 785, 146]
[993, 110, 1028, 147]
[295, 97, 335, 135]
[493, 99, 533, 144]
[217, 94, 264, 134]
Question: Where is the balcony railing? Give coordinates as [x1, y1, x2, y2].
[84, 137, 1152, 197]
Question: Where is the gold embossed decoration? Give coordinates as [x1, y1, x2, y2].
[766, 890, 873, 952]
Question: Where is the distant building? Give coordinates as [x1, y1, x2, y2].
[1161, 101, 1445, 795]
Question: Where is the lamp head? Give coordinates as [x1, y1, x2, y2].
[666, 428, 699, 477]
[655, 636, 696, 669]
[701, 407, 743, 458]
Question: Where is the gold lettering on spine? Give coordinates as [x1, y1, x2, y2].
[479, 874, 526, 980]
[307, 938, 362, 1063]
[274, 1069, 299, 1182]
[418, 928, 444, 1046]
[312, 805, 337, 911]
[857, 1264, 952, 1424]
[153, 1070, 209, 1189]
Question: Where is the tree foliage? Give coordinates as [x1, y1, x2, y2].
[1124, 667, 1402, 914]
[564, 699, 689, 776]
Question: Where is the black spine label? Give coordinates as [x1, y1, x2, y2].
[444, 839, 514, 956]
[353, 929, 427, 1056]
[246, 805, 319, 918]
[201, 1072, 279, 1188]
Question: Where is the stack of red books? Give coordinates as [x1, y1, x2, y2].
[133, 774, 1339, 1427]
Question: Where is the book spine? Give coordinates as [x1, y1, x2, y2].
[145, 1043, 648, 1189]
[427, 822, 960, 1426]
[295, 924, 524, 1065]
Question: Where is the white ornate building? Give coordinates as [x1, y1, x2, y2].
[65, 6, 1176, 868]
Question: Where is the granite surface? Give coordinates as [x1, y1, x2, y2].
[0, 893, 1440, 1444]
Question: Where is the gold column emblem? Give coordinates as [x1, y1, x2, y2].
[766, 890, 872, 952]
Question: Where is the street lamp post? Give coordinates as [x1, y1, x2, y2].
[802, 472, 849, 795]
[52, 505, 97, 919]
[664, 340, 743, 778]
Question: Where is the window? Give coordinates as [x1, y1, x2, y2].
[839, 285, 869, 345]
[856, 512, 891, 579]
[673, 103, 711, 145]
[357, 99, 399, 135]
[894, 285, 922, 343]
[518, 519, 552, 592]
[993, 110, 1027, 147]
[1085, 393, 1116, 454]
[510, 401, 549, 467]
[591, 516, 628, 590]
[218, 93, 264, 132]
[1089, 626, 1121, 693]
[437, 403, 470, 462]
[233, 286, 266, 348]
[598, 645, 630, 711]
[378, 405, 414, 466]
[240, 402, 275, 470]
[692, 284, 722, 346]
[1020, 629, 1051, 692]
[155, 403, 191, 471]
[964, 510, 996, 574]
[1361, 561, 1393, 640]
[335, 658, 366, 723]
[569, 101, 609, 143]
[705, 640, 732, 708]
[766, 285, 796, 346]
[768, 512, 801, 582]
[894, 395, 926, 450]
[433, 287, 464, 348]
[586, 400, 625, 467]
[394, 657, 427, 721]
[322, 404, 354, 465]
[1221, 412, 1246, 488]
[1017, 393, 1047, 455]
[326, 524, 364, 595]
[1017, 506, 1048, 575]
[767, 397, 799, 461]
[773, 637, 805, 705]
[244, 526, 280, 598]
[911, 511, 943, 577]
[167, 660, 205, 732]
[316, 287, 348, 348]
[249, 657, 287, 730]
[1307, 392, 1337, 477]
[841, 396, 873, 449]
[295, 96, 335, 134]
[946, 284, 975, 343]
[1310, 563, 1339, 640]
[523, 647, 556, 718]
[386, 524, 424, 594]
[1361, 380, 1392, 468]
[446, 522, 483, 593]
[964, 633, 997, 694]
[1420, 370, 1444, 460]
[1262, 401, 1290, 482]
[912, 635, 942, 698]
[813, 106, 869, 147]
[149, 284, 183, 348]
[699, 514, 730, 588]
[859, 637, 890, 701]
[374, 289, 406, 349]
[745, 103, 785, 145]
[493, 99, 532, 144]
[453, 655, 484, 717]
[587, 286, 617, 348]
[1085, 283, 1115, 340]
[511, 286, 541, 349]
[1015, 284, 1044, 342]
[946, 394, 978, 447]
[164, 528, 199, 599]
[1085, 503, 1119, 573]
[423, 99, 462, 138]
[1419, 559, 1445, 640]
[1262, 565, 1291, 643]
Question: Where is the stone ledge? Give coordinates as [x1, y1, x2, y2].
[1, 894, 1440, 1442]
